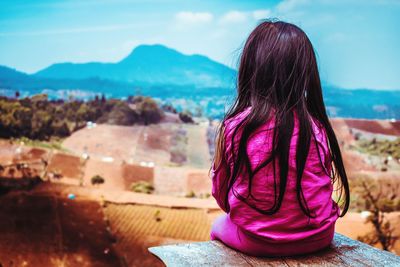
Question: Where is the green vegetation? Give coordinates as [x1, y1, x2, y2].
[357, 138, 400, 160]
[351, 175, 400, 251]
[185, 190, 196, 198]
[130, 180, 154, 194]
[178, 110, 194, 123]
[184, 191, 210, 199]
[199, 192, 211, 199]
[11, 136, 66, 151]
[91, 175, 105, 186]
[154, 210, 162, 222]
[161, 103, 177, 114]
[131, 96, 164, 125]
[349, 174, 400, 212]
[0, 94, 165, 140]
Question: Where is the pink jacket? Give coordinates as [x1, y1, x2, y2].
[211, 106, 340, 244]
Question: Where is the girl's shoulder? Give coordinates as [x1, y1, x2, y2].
[222, 107, 329, 148]
[223, 106, 252, 134]
[309, 116, 329, 146]
[308, 116, 331, 167]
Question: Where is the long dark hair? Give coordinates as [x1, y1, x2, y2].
[213, 20, 349, 218]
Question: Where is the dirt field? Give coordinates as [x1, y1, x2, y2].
[0, 142, 49, 179]
[2, 116, 400, 198]
[62, 124, 144, 163]
[186, 169, 212, 195]
[104, 203, 214, 267]
[62, 122, 213, 169]
[344, 119, 400, 136]
[1, 117, 399, 266]
[83, 159, 154, 191]
[2, 116, 400, 197]
[185, 123, 212, 168]
[0, 181, 399, 267]
[0, 183, 217, 267]
[47, 153, 84, 179]
[62, 123, 178, 166]
[0, 192, 121, 266]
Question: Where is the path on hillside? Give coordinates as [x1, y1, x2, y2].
[186, 124, 211, 169]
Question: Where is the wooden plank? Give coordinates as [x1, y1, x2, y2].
[148, 232, 400, 267]
[149, 241, 288, 266]
[211, 241, 288, 267]
[329, 233, 400, 267]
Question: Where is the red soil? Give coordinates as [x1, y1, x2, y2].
[342, 150, 377, 173]
[16, 147, 48, 162]
[344, 119, 400, 136]
[83, 159, 154, 191]
[122, 163, 154, 189]
[0, 193, 121, 266]
[186, 170, 212, 195]
[47, 153, 83, 179]
[104, 203, 212, 266]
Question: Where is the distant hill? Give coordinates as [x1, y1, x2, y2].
[0, 65, 36, 87]
[35, 44, 236, 88]
[0, 44, 399, 119]
[0, 65, 132, 94]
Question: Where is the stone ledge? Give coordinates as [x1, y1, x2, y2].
[148, 232, 400, 266]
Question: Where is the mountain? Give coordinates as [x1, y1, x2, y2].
[0, 65, 36, 86]
[0, 65, 132, 94]
[0, 45, 399, 119]
[35, 44, 236, 88]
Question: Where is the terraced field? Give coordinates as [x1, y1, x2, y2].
[48, 152, 84, 179]
[104, 203, 214, 266]
[0, 193, 121, 266]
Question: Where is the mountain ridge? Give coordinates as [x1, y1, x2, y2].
[0, 44, 399, 119]
[34, 44, 236, 88]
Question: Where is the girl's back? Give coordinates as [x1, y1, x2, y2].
[212, 106, 340, 249]
[210, 20, 349, 257]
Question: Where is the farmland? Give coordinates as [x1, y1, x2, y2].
[1, 116, 400, 265]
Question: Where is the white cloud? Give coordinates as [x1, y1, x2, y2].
[175, 11, 213, 24]
[219, 11, 248, 24]
[252, 9, 272, 20]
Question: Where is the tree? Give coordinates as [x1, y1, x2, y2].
[91, 175, 105, 186]
[136, 97, 164, 125]
[0, 95, 176, 140]
[179, 110, 194, 123]
[97, 100, 139, 125]
[101, 94, 106, 103]
[52, 121, 70, 137]
[130, 181, 154, 194]
[161, 103, 177, 114]
[355, 176, 400, 252]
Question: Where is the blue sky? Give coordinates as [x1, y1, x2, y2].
[0, 0, 399, 90]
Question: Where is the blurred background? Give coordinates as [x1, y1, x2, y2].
[0, 0, 399, 266]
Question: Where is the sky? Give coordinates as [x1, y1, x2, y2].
[0, 0, 399, 90]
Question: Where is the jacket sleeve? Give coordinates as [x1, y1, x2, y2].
[211, 146, 231, 213]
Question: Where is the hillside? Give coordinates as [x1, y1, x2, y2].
[0, 65, 131, 93]
[0, 44, 399, 119]
[35, 44, 236, 88]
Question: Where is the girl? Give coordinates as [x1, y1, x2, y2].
[210, 20, 350, 257]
